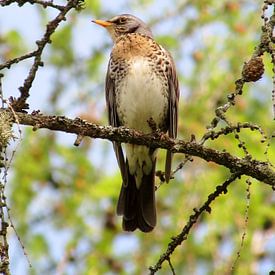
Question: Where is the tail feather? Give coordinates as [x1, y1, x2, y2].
[117, 160, 156, 232]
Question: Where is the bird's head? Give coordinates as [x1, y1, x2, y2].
[92, 14, 153, 41]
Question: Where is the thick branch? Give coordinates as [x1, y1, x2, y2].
[2, 109, 275, 187]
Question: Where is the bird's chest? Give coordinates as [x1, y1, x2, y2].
[114, 57, 169, 133]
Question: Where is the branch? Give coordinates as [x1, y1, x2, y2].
[149, 172, 242, 274]
[1, 109, 274, 187]
[0, 0, 84, 111]
[203, 0, 274, 133]
[0, 51, 39, 71]
[201, 122, 267, 143]
[0, 0, 65, 10]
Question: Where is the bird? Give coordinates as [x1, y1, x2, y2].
[92, 14, 179, 232]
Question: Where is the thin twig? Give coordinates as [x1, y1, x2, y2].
[171, 154, 193, 177]
[3, 177, 32, 269]
[0, 50, 40, 71]
[167, 257, 176, 275]
[230, 178, 251, 272]
[200, 122, 267, 144]
[1, 0, 84, 111]
[202, 2, 274, 136]
[0, 0, 65, 10]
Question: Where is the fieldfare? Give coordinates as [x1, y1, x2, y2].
[93, 14, 179, 232]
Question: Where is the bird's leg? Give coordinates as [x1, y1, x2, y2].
[147, 117, 164, 136]
[147, 117, 158, 132]
[147, 117, 169, 188]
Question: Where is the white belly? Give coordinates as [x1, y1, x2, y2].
[116, 57, 168, 133]
[115, 57, 168, 186]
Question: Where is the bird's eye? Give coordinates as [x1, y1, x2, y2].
[118, 17, 127, 24]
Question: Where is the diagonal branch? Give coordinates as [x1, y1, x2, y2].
[1, 109, 274, 187]
[0, 0, 84, 111]
[202, 1, 274, 133]
[149, 172, 242, 274]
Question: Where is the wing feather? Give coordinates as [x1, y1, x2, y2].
[105, 59, 127, 184]
[163, 49, 180, 182]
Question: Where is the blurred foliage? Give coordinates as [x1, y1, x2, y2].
[0, 0, 275, 274]
[50, 25, 74, 66]
[0, 30, 27, 62]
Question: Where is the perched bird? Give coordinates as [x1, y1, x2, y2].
[92, 14, 179, 232]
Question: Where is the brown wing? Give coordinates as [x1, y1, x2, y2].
[105, 59, 127, 184]
[164, 49, 180, 182]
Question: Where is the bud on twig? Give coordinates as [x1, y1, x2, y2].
[242, 56, 264, 82]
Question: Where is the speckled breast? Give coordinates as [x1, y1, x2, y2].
[109, 33, 170, 133]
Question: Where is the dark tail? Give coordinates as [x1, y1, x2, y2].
[116, 160, 156, 232]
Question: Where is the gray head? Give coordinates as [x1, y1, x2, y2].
[92, 14, 153, 41]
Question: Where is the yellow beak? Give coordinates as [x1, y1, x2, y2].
[92, 19, 113, 28]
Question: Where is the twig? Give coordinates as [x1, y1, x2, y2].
[167, 257, 176, 275]
[0, 0, 65, 10]
[149, 172, 242, 274]
[0, 0, 84, 111]
[171, 154, 193, 177]
[5, 193, 32, 268]
[269, 9, 275, 119]
[200, 122, 267, 144]
[264, 133, 275, 168]
[74, 134, 84, 146]
[202, 1, 274, 135]
[230, 178, 251, 272]
[187, 3, 275, 180]
[0, 50, 40, 71]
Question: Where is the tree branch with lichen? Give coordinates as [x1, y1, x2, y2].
[1, 109, 274, 187]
